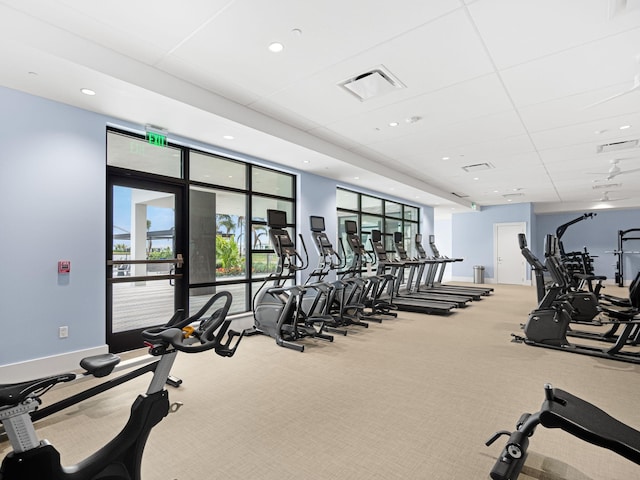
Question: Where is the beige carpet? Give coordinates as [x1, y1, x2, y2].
[2, 283, 639, 479]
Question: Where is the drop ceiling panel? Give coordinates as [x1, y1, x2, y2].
[467, 0, 640, 70]
[250, 8, 495, 125]
[530, 118, 640, 150]
[163, 0, 466, 100]
[315, 74, 514, 146]
[518, 89, 640, 133]
[0, 0, 232, 64]
[369, 110, 528, 159]
[500, 28, 640, 107]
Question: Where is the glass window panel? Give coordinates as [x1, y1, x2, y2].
[190, 152, 246, 189]
[107, 131, 182, 178]
[385, 218, 402, 235]
[404, 206, 419, 221]
[361, 215, 383, 235]
[337, 189, 358, 210]
[251, 197, 293, 225]
[404, 222, 420, 258]
[385, 201, 402, 218]
[337, 211, 358, 267]
[190, 187, 247, 284]
[253, 227, 294, 252]
[361, 195, 382, 214]
[251, 252, 281, 278]
[252, 167, 293, 197]
[189, 285, 248, 317]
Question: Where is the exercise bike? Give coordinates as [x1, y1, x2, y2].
[0, 291, 244, 479]
[486, 383, 640, 480]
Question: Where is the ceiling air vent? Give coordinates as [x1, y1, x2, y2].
[338, 65, 406, 102]
[596, 139, 639, 153]
[451, 192, 469, 198]
[592, 182, 622, 190]
[461, 162, 494, 173]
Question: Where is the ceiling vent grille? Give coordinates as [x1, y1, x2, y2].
[339, 65, 406, 102]
[592, 182, 622, 190]
[451, 192, 469, 198]
[461, 162, 494, 173]
[596, 139, 638, 153]
[502, 193, 524, 199]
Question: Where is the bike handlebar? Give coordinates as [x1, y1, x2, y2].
[141, 291, 239, 355]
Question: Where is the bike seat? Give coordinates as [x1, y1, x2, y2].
[540, 388, 640, 464]
[80, 353, 121, 378]
[0, 373, 75, 407]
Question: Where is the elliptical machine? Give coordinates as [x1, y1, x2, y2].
[305, 215, 368, 329]
[0, 291, 244, 480]
[252, 209, 334, 352]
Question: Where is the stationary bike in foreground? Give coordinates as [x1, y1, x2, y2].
[0, 291, 244, 479]
[486, 383, 640, 480]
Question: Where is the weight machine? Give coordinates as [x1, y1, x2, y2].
[613, 228, 640, 287]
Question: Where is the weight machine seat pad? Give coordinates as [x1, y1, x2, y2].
[539, 388, 640, 464]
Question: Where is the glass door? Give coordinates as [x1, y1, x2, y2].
[107, 177, 186, 352]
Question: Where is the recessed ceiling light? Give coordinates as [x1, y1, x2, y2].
[353, 176, 359, 180]
[493, 190, 499, 193]
[80, 88, 96, 96]
[389, 122, 399, 127]
[303, 160, 310, 164]
[442, 156, 450, 160]
[620, 125, 631, 130]
[268, 42, 284, 53]
[228, 175, 233, 178]
[507, 199, 513, 202]
[595, 129, 608, 134]
[473, 177, 479, 181]
[223, 135, 234, 140]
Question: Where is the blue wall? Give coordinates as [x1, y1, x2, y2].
[451, 203, 534, 280]
[0, 86, 433, 368]
[0, 87, 108, 365]
[536, 210, 640, 284]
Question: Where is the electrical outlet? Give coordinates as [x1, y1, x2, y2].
[59, 326, 69, 338]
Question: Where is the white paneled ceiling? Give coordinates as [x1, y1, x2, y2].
[1, 0, 640, 215]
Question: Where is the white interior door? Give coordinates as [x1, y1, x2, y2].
[494, 223, 526, 285]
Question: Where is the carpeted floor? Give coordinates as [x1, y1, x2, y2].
[1, 283, 639, 479]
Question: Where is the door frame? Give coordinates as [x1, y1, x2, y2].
[493, 222, 527, 285]
[106, 172, 188, 352]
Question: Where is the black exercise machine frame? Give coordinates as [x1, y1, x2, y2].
[486, 383, 640, 480]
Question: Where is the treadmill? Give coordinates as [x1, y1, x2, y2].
[390, 232, 473, 308]
[366, 229, 457, 315]
[417, 234, 493, 297]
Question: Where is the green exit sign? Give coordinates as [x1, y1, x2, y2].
[146, 131, 167, 147]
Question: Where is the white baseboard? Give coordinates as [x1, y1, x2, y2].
[0, 346, 108, 383]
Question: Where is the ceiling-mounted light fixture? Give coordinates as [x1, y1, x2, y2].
[80, 88, 96, 96]
[268, 42, 284, 53]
